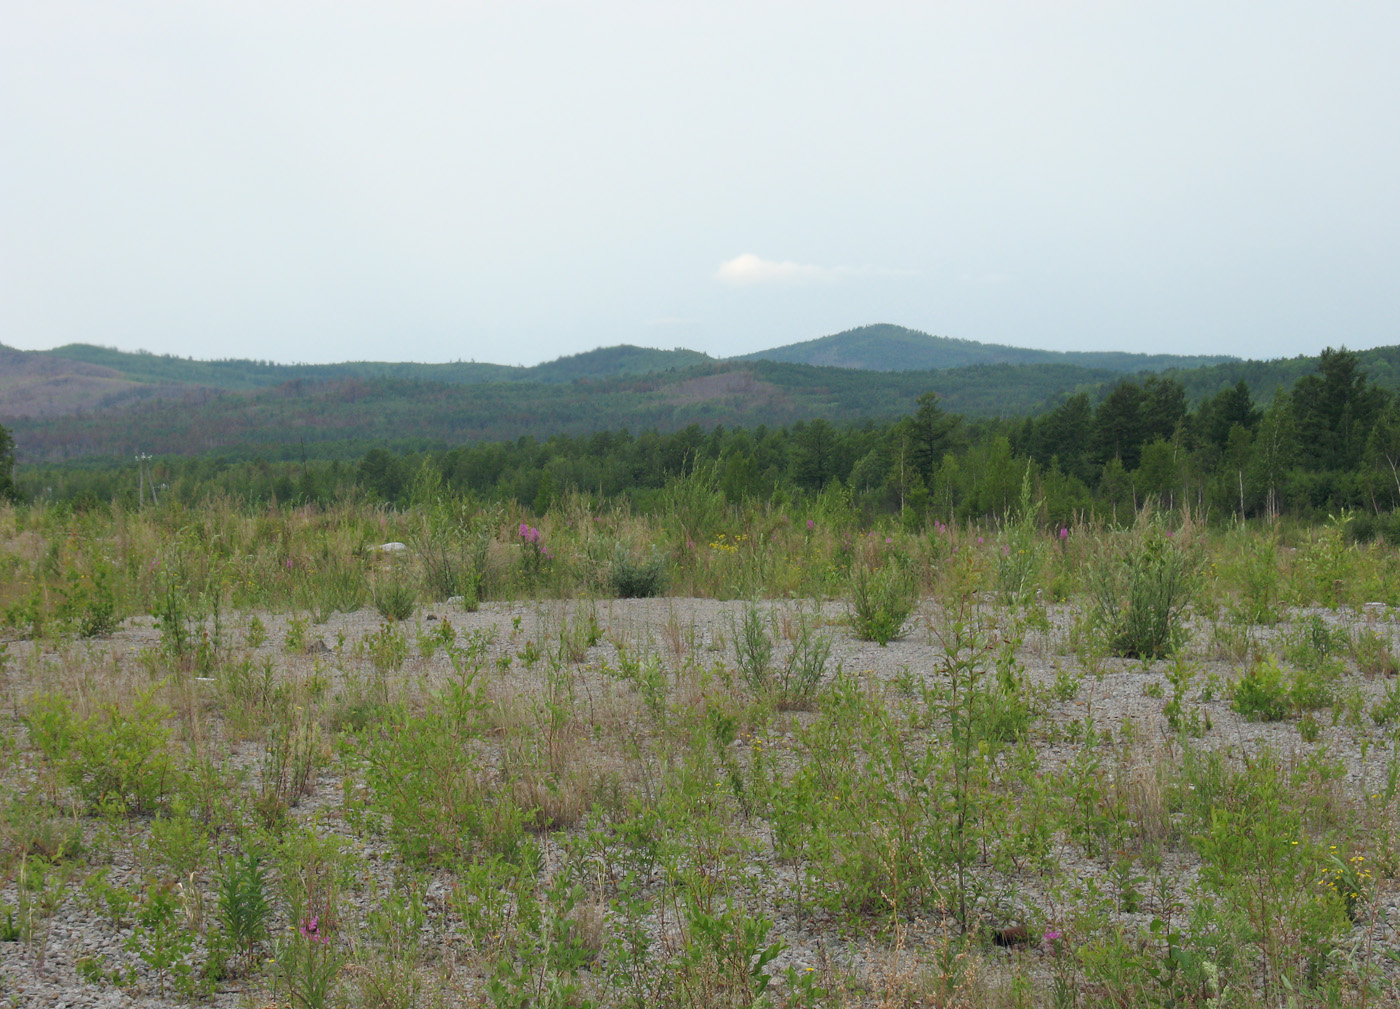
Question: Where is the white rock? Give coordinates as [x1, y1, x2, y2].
[373, 542, 409, 553]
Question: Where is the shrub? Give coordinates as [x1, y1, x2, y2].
[1089, 525, 1196, 659]
[1231, 657, 1291, 722]
[346, 674, 531, 868]
[314, 557, 367, 616]
[849, 563, 917, 645]
[372, 576, 416, 622]
[732, 604, 833, 707]
[609, 547, 667, 599]
[995, 471, 1047, 607]
[732, 604, 774, 693]
[25, 686, 178, 814]
[216, 852, 271, 967]
[57, 564, 118, 638]
[1231, 651, 1337, 724]
[1353, 627, 1399, 678]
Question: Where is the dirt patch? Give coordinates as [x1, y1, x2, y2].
[666, 370, 786, 408]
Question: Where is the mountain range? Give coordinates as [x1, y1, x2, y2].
[0, 324, 1231, 419]
[2, 324, 1395, 465]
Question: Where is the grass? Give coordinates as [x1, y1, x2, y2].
[1, 497, 1399, 1005]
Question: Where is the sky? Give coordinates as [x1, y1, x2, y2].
[2, 2, 1398, 367]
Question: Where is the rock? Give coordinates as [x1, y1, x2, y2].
[373, 542, 409, 553]
[991, 924, 1032, 947]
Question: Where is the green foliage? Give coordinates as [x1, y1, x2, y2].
[144, 804, 209, 877]
[365, 623, 410, 674]
[995, 471, 1047, 606]
[346, 671, 531, 868]
[8, 458, 1400, 1005]
[848, 561, 917, 645]
[485, 877, 602, 1009]
[923, 612, 1036, 929]
[731, 605, 773, 694]
[1353, 626, 1399, 678]
[0, 421, 15, 502]
[284, 614, 309, 653]
[1228, 533, 1282, 625]
[56, 563, 118, 638]
[1230, 657, 1292, 722]
[608, 546, 667, 599]
[126, 882, 200, 998]
[271, 916, 345, 1009]
[410, 475, 495, 604]
[1188, 749, 1351, 999]
[1089, 524, 1196, 659]
[1232, 654, 1336, 722]
[311, 554, 367, 617]
[245, 614, 267, 648]
[729, 604, 832, 707]
[216, 852, 270, 966]
[673, 897, 785, 1006]
[258, 697, 323, 824]
[372, 573, 417, 621]
[0, 793, 82, 867]
[25, 686, 178, 814]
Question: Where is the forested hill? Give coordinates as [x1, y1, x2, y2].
[735, 324, 1238, 372]
[6, 359, 1124, 464]
[29, 343, 711, 393]
[20, 346, 1400, 534]
[5, 329, 1400, 470]
[4, 324, 1227, 420]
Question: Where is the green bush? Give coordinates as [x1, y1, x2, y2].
[1230, 655, 1332, 722]
[57, 564, 118, 638]
[345, 674, 530, 868]
[848, 563, 918, 645]
[1353, 626, 1399, 678]
[732, 604, 774, 693]
[609, 547, 667, 599]
[215, 852, 271, 967]
[1089, 525, 1197, 659]
[730, 604, 832, 706]
[1231, 657, 1291, 722]
[25, 686, 178, 815]
[314, 556, 367, 616]
[372, 576, 417, 622]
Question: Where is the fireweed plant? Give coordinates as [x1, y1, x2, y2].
[1, 492, 1399, 1006]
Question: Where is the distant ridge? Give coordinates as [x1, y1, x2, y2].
[7, 324, 1231, 419]
[7, 329, 1400, 465]
[735, 323, 1238, 373]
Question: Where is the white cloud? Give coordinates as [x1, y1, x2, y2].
[715, 253, 915, 286]
[715, 253, 834, 286]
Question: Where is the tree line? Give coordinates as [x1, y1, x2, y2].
[13, 347, 1400, 535]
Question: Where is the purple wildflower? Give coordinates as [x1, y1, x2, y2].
[300, 916, 330, 944]
[1059, 527, 1069, 540]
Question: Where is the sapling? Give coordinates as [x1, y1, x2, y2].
[215, 852, 270, 968]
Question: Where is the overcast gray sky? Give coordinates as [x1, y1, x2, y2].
[3, 1, 1397, 366]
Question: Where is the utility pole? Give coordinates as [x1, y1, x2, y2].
[136, 453, 158, 508]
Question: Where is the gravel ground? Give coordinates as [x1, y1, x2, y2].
[3, 596, 1400, 1006]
